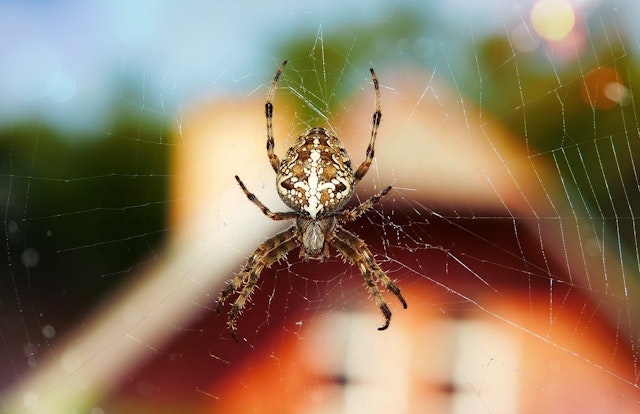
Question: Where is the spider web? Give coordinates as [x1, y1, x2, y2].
[1, 0, 640, 412]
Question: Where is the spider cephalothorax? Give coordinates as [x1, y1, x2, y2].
[216, 61, 406, 341]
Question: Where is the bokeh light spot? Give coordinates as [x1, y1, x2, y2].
[42, 324, 56, 339]
[580, 66, 626, 110]
[511, 23, 540, 53]
[1, 42, 62, 102]
[530, 0, 576, 41]
[604, 81, 629, 105]
[21, 247, 40, 268]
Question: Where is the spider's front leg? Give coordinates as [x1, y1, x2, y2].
[265, 60, 287, 173]
[353, 67, 382, 184]
[216, 226, 298, 341]
[235, 175, 297, 221]
[336, 185, 392, 223]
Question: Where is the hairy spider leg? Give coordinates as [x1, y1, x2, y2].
[331, 227, 407, 331]
[235, 175, 297, 221]
[353, 68, 382, 184]
[336, 185, 392, 222]
[216, 226, 298, 341]
[266, 60, 288, 173]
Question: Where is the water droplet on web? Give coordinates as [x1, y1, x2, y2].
[7, 221, 24, 244]
[21, 248, 40, 268]
[22, 342, 38, 358]
[42, 324, 56, 339]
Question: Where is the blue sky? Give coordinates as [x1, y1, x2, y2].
[0, 0, 634, 133]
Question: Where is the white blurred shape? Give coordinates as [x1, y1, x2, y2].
[1, 42, 62, 102]
[49, 70, 77, 103]
[113, 1, 156, 48]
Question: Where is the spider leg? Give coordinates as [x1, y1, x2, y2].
[217, 225, 298, 341]
[235, 175, 297, 221]
[330, 226, 406, 331]
[336, 185, 392, 222]
[353, 68, 382, 184]
[266, 60, 287, 173]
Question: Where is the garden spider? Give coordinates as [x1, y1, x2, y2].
[216, 60, 407, 341]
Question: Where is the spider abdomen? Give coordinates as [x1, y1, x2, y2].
[276, 128, 355, 218]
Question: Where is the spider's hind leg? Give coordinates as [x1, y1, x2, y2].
[216, 225, 298, 341]
[331, 227, 407, 331]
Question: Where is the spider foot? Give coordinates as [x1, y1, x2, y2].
[228, 324, 240, 343]
[226, 304, 243, 342]
[387, 283, 408, 309]
[216, 283, 238, 313]
[377, 303, 392, 331]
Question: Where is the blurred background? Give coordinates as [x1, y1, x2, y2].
[2, 0, 640, 412]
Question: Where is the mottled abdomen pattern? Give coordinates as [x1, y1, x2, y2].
[276, 128, 355, 219]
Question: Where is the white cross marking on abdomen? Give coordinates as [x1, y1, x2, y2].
[295, 148, 336, 219]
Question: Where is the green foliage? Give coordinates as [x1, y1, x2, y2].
[0, 115, 170, 319]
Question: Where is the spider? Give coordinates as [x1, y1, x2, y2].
[216, 60, 407, 341]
